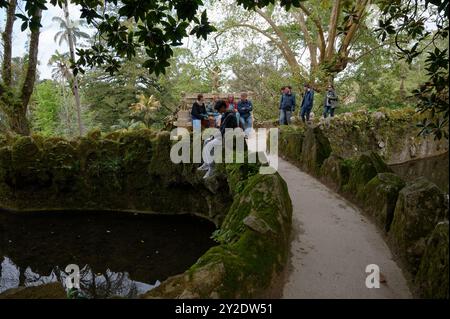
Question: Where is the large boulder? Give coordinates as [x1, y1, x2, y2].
[389, 177, 447, 274]
[301, 126, 332, 175]
[415, 221, 449, 299]
[359, 173, 406, 232]
[345, 151, 391, 198]
[319, 154, 351, 191]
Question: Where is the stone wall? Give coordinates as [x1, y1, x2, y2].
[0, 130, 232, 225]
[142, 171, 292, 298]
[278, 118, 449, 299]
[265, 108, 448, 164]
[0, 130, 293, 299]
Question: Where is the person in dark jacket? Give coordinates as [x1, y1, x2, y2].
[323, 84, 338, 118]
[279, 86, 296, 125]
[198, 100, 238, 179]
[191, 94, 208, 130]
[237, 92, 253, 136]
[300, 84, 314, 123]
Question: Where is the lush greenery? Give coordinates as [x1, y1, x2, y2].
[0, 0, 447, 138]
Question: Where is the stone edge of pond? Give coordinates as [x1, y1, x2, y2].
[141, 172, 293, 299]
[278, 115, 449, 299]
[0, 130, 293, 299]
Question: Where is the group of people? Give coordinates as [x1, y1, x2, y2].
[279, 84, 338, 125]
[191, 92, 254, 179]
[190, 85, 338, 179]
[191, 92, 253, 134]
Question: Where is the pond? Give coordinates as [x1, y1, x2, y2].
[0, 211, 217, 298]
[389, 152, 449, 194]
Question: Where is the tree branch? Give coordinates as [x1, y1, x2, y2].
[295, 10, 317, 69]
[325, 0, 341, 59]
[226, 23, 307, 77]
[298, 3, 326, 60]
[339, 0, 370, 56]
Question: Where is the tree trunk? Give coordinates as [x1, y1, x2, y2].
[63, 0, 84, 136]
[16, 9, 42, 136]
[1, 0, 17, 88]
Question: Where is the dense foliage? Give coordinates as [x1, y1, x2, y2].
[0, 0, 447, 138]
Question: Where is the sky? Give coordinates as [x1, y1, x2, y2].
[1, 2, 88, 80]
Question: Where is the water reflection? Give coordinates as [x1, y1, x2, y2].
[0, 257, 160, 298]
[0, 211, 216, 298]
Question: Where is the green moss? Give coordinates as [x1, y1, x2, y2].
[278, 126, 304, 164]
[415, 221, 449, 299]
[301, 126, 332, 175]
[359, 173, 406, 232]
[389, 177, 447, 274]
[320, 154, 351, 191]
[143, 172, 292, 299]
[345, 151, 391, 198]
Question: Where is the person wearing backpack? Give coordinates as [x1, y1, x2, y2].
[323, 84, 338, 118]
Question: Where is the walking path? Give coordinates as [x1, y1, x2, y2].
[276, 158, 412, 299]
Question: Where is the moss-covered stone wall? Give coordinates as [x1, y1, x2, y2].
[272, 108, 448, 164]
[0, 130, 233, 225]
[0, 129, 293, 299]
[142, 172, 292, 298]
[278, 113, 449, 299]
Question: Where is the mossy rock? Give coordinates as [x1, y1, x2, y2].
[300, 126, 332, 175]
[345, 151, 392, 198]
[0, 282, 66, 299]
[415, 221, 449, 299]
[278, 126, 304, 164]
[359, 173, 406, 232]
[42, 140, 80, 193]
[143, 173, 292, 298]
[10, 136, 51, 190]
[389, 177, 447, 274]
[319, 154, 351, 191]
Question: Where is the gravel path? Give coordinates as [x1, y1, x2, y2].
[277, 158, 412, 299]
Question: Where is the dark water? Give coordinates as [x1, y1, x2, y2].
[390, 152, 449, 194]
[0, 211, 216, 298]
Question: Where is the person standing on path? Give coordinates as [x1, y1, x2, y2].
[300, 84, 314, 124]
[279, 86, 296, 125]
[323, 84, 338, 118]
[237, 92, 253, 137]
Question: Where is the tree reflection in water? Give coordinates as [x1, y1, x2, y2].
[0, 257, 160, 298]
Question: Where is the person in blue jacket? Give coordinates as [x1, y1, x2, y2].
[237, 92, 253, 135]
[300, 83, 314, 124]
[279, 86, 296, 125]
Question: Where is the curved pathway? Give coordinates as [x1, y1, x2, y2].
[277, 158, 412, 299]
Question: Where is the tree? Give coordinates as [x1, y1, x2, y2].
[129, 94, 161, 128]
[217, 0, 372, 88]
[0, 0, 216, 135]
[48, 50, 76, 134]
[52, 15, 89, 46]
[30, 80, 62, 136]
[0, 0, 42, 135]
[54, 0, 84, 135]
[376, 0, 449, 139]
